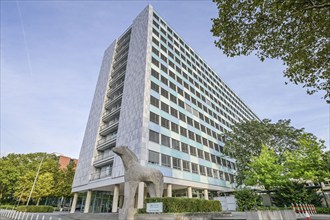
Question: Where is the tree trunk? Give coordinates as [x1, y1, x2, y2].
[37, 198, 41, 206]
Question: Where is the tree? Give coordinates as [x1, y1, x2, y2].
[284, 134, 330, 183]
[272, 181, 322, 207]
[224, 119, 307, 184]
[244, 145, 286, 190]
[211, 0, 330, 102]
[234, 189, 261, 211]
[33, 173, 55, 205]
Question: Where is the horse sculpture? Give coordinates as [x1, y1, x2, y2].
[112, 146, 164, 220]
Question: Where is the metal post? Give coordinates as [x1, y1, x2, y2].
[27, 155, 45, 206]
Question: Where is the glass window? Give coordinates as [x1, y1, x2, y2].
[179, 112, 186, 122]
[213, 169, 219, 179]
[149, 130, 159, 143]
[161, 117, 170, 129]
[204, 152, 210, 161]
[180, 126, 187, 137]
[171, 122, 179, 133]
[190, 146, 197, 156]
[152, 57, 159, 67]
[161, 102, 169, 113]
[161, 134, 171, 147]
[150, 96, 159, 108]
[170, 107, 178, 118]
[161, 154, 171, 167]
[199, 165, 206, 175]
[191, 163, 198, 174]
[151, 68, 159, 79]
[197, 149, 204, 159]
[182, 160, 190, 172]
[161, 88, 168, 99]
[172, 139, 180, 151]
[181, 143, 189, 153]
[151, 81, 159, 93]
[150, 112, 159, 124]
[148, 150, 159, 164]
[206, 167, 213, 177]
[172, 157, 181, 170]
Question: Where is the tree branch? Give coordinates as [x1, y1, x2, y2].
[303, 3, 330, 10]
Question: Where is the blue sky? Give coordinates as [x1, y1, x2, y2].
[1, 1, 329, 158]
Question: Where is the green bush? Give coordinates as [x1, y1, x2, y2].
[16, 206, 54, 213]
[234, 189, 262, 211]
[138, 197, 221, 213]
[0, 205, 16, 210]
[315, 207, 330, 214]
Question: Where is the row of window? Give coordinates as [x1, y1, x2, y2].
[150, 89, 227, 144]
[149, 128, 235, 170]
[152, 14, 257, 121]
[150, 69, 232, 132]
[151, 41, 244, 126]
[148, 150, 235, 183]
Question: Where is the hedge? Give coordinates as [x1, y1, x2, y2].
[315, 207, 330, 214]
[0, 205, 16, 210]
[138, 197, 221, 213]
[16, 206, 54, 213]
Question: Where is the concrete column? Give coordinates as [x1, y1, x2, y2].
[167, 184, 172, 197]
[119, 195, 124, 208]
[84, 190, 92, 213]
[70, 193, 78, 213]
[187, 186, 192, 198]
[112, 184, 119, 213]
[137, 182, 145, 209]
[204, 189, 209, 200]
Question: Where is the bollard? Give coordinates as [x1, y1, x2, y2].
[31, 214, 34, 220]
[22, 212, 26, 220]
[18, 211, 23, 220]
[49, 217, 52, 220]
[26, 213, 30, 220]
[36, 214, 39, 220]
[42, 215, 45, 220]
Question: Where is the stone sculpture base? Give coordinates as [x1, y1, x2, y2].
[119, 207, 137, 220]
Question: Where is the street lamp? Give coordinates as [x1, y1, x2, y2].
[26, 152, 62, 206]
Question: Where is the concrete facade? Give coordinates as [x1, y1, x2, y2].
[71, 5, 258, 213]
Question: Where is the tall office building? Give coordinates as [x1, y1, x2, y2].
[71, 5, 258, 213]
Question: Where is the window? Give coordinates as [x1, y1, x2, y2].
[161, 102, 169, 113]
[181, 143, 189, 153]
[211, 154, 216, 163]
[182, 160, 190, 172]
[152, 57, 159, 67]
[190, 146, 197, 156]
[151, 81, 159, 93]
[150, 96, 159, 108]
[161, 134, 171, 147]
[148, 150, 159, 164]
[179, 112, 186, 122]
[161, 75, 168, 86]
[172, 157, 181, 170]
[191, 163, 198, 174]
[161, 117, 170, 129]
[171, 122, 179, 133]
[170, 107, 178, 118]
[178, 99, 184, 108]
[150, 112, 159, 124]
[170, 93, 177, 103]
[204, 152, 210, 161]
[197, 149, 204, 159]
[172, 139, 180, 150]
[188, 131, 195, 141]
[149, 130, 159, 143]
[213, 169, 219, 179]
[161, 88, 168, 99]
[180, 126, 187, 137]
[152, 46, 159, 56]
[199, 165, 206, 175]
[206, 167, 213, 177]
[161, 154, 171, 167]
[151, 68, 159, 79]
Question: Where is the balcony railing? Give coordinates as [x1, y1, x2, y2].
[99, 120, 119, 136]
[97, 134, 117, 151]
[93, 152, 114, 168]
[107, 82, 124, 98]
[102, 106, 121, 122]
[90, 169, 112, 181]
[105, 94, 122, 110]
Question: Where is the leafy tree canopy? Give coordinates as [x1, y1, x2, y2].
[211, 0, 330, 102]
[224, 119, 311, 184]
